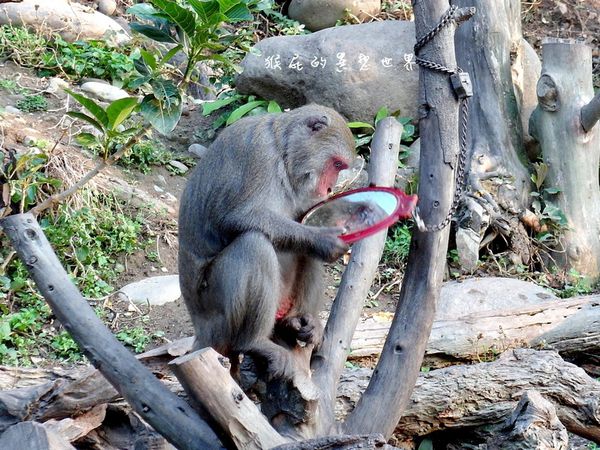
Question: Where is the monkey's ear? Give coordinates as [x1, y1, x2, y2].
[306, 115, 330, 133]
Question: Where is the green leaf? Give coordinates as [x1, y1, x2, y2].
[65, 90, 109, 129]
[417, 439, 433, 450]
[66, 111, 105, 133]
[140, 49, 158, 70]
[140, 93, 183, 135]
[187, 0, 219, 22]
[401, 124, 415, 140]
[226, 100, 265, 125]
[160, 44, 183, 65]
[106, 97, 139, 130]
[127, 3, 160, 20]
[150, 0, 197, 38]
[223, 3, 252, 21]
[75, 133, 100, 147]
[543, 187, 561, 195]
[267, 101, 281, 113]
[347, 121, 375, 129]
[0, 321, 10, 341]
[129, 23, 176, 43]
[202, 95, 240, 115]
[374, 106, 389, 124]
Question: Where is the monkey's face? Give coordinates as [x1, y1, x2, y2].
[315, 156, 349, 199]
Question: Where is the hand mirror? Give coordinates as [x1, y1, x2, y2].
[301, 187, 418, 244]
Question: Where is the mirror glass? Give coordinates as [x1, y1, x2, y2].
[302, 191, 398, 234]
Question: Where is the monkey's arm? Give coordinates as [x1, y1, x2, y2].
[220, 209, 347, 262]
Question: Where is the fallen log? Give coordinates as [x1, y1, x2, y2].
[350, 294, 599, 364]
[337, 349, 600, 447]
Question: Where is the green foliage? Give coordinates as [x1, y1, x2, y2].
[202, 93, 281, 129]
[66, 90, 141, 159]
[556, 269, 594, 298]
[0, 25, 48, 67]
[383, 224, 412, 267]
[0, 148, 62, 215]
[119, 139, 173, 173]
[16, 94, 48, 112]
[116, 326, 162, 353]
[529, 161, 568, 246]
[348, 106, 417, 156]
[42, 37, 136, 86]
[51, 331, 83, 361]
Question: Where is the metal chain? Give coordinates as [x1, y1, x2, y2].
[411, 5, 472, 233]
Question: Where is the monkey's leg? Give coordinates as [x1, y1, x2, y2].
[202, 232, 296, 378]
[274, 257, 325, 349]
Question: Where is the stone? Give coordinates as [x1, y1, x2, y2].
[98, 0, 117, 16]
[4, 106, 22, 115]
[188, 143, 209, 159]
[47, 77, 69, 94]
[22, 136, 37, 147]
[437, 277, 557, 320]
[154, 185, 165, 193]
[80, 82, 128, 103]
[455, 227, 482, 272]
[168, 160, 189, 174]
[118, 275, 181, 306]
[0, 0, 129, 45]
[236, 21, 419, 122]
[288, 0, 381, 31]
[156, 175, 167, 187]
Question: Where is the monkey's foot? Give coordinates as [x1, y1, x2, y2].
[275, 314, 323, 348]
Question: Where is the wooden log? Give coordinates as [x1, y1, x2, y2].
[529, 39, 600, 281]
[312, 116, 403, 435]
[485, 390, 569, 450]
[170, 348, 288, 450]
[344, 2, 472, 437]
[0, 421, 76, 450]
[43, 404, 107, 443]
[336, 349, 600, 446]
[0, 214, 221, 450]
[272, 434, 397, 450]
[349, 294, 600, 363]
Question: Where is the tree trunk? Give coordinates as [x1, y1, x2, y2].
[344, 0, 469, 438]
[529, 39, 600, 282]
[453, 0, 534, 271]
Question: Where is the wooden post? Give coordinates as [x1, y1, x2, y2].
[0, 214, 221, 450]
[529, 39, 600, 282]
[311, 117, 403, 434]
[344, 0, 467, 437]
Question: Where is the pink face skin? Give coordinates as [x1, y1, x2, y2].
[316, 157, 349, 199]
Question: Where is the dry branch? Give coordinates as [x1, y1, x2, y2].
[170, 348, 288, 450]
[0, 214, 221, 450]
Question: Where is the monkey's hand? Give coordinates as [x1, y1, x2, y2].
[310, 227, 349, 262]
[275, 314, 323, 348]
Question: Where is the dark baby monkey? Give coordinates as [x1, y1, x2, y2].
[178, 104, 356, 378]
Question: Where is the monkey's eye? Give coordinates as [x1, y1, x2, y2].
[334, 160, 344, 169]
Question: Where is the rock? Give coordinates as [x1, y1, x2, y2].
[4, 106, 22, 115]
[80, 82, 128, 102]
[437, 277, 557, 320]
[168, 160, 189, 174]
[236, 21, 419, 122]
[0, 0, 129, 45]
[118, 275, 181, 306]
[455, 227, 481, 272]
[153, 185, 165, 193]
[47, 77, 69, 94]
[288, 0, 381, 31]
[188, 143, 208, 159]
[98, 0, 117, 16]
[156, 175, 167, 187]
[22, 136, 37, 147]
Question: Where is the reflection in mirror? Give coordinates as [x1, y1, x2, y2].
[302, 191, 398, 235]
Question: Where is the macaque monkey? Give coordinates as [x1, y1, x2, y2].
[178, 104, 356, 378]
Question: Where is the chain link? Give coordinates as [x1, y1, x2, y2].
[412, 5, 472, 233]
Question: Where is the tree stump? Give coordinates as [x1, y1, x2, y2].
[454, 0, 534, 270]
[529, 39, 600, 282]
